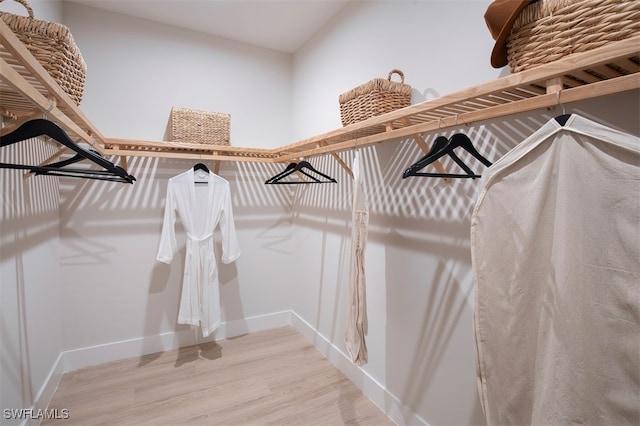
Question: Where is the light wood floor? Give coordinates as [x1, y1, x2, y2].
[43, 326, 394, 425]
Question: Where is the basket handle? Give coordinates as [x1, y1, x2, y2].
[387, 69, 405, 83]
[0, 0, 35, 18]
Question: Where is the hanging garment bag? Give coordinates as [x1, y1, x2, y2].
[471, 114, 640, 425]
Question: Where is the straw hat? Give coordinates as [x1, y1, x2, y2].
[484, 0, 534, 68]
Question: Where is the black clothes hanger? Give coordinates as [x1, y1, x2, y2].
[25, 148, 134, 182]
[265, 161, 337, 185]
[193, 163, 209, 172]
[403, 133, 492, 179]
[403, 134, 474, 178]
[0, 118, 136, 183]
[555, 114, 572, 126]
[193, 162, 210, 185]
[265, 162, 297, 183]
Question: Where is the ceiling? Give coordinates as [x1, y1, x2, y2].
[66, 0, 351, 53]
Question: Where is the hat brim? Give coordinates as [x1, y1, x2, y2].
[490, 0, 532, 68]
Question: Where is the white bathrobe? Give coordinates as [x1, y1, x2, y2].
[471, 114, 639, 425]
[157, 168, 241, 337]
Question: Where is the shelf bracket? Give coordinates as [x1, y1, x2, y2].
[110, 144, 128, 171]
[546, 76, 565, 94]
[23, 146, 67, 180]
[330, 152, 353, 179]
[319, 141, 353, 178]
[545, 76, 567, 116]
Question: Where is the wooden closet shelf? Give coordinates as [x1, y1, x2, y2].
[0, 20, 108, 155]
[103, 139, 281, 162]
[273, 36, 639, 162]
[77, 36, 640, 164]
[1, 13, 638, 167]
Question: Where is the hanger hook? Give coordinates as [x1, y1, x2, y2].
[43, 98, 55, 119]
[556, 91, 566, 115]
[438, 118, 443, 130]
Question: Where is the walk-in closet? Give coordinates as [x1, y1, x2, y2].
[1, 0, 638, 425]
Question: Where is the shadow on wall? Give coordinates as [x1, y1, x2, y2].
[384, 235, 486, 426]
[54, 153, 300, 359]
[286, 113, 564, 425]
[56, 155, 299, 268]
[379, 118, 548, 426]
[290, 114, 545, 221]
[57, 156, 297, 234]
[0, 138, 61, 261]
[1, 231, 34, 418]
[0, 135, 61, 416]
[379, 97, 639, 424]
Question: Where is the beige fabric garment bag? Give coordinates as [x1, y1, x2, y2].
[471, 114, 639, 425]
[345, 151, 369, 365]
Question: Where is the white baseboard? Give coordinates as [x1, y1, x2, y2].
[62, 310, 291, 372]
[23, 353, 64, 426]
[36, 309, 424, 426]
[289, 312, 427, 426]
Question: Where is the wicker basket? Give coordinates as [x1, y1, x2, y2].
[338, 69, 411, 126]
[169, 107, 230, 145]
[0, 0, 87, 105]
[507, 0, 640, 73]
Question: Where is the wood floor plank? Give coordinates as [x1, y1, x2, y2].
[42, 326, 394, 425]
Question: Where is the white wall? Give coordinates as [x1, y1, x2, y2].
[64, 2, 292, 147]
[58, 3, 296, 351]
[0, 0, 62, 23]
[2, 1, 638, 425]
[289, 1, 640, 425]
[292, 0, 498, 140]
[57, 157, 295, 352]
[0, 2, 66, 422]
[0, 137, 63, 425]
[1, 1, 295, 418]
[290, 2, 495, 424]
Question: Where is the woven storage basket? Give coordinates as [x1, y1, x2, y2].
[169, 107, 230, 145]
[339, 69, 411, 126]
[507, 0, 640, 73]
[0, 0, 86, 105]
